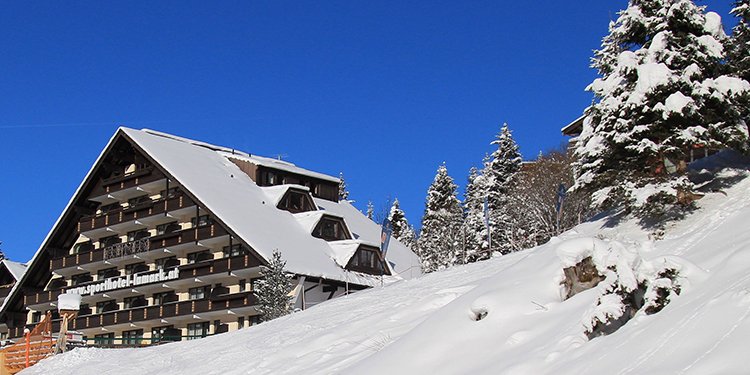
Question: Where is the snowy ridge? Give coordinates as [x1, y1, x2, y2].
[23, 170, 750, 374]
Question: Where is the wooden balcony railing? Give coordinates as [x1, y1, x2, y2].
[78, 192, 194, 233]
[50, 224, 228, 270]
[90, 167, 163, 197]
[33, 254, 261, 306]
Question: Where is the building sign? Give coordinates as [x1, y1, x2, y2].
[68, 268, 180, 297]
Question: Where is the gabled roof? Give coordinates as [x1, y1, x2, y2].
[2, 128, 423, 317]
[1, 260, 27, 281]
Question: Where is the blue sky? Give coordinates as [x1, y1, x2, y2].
[0, 1, 737, 262]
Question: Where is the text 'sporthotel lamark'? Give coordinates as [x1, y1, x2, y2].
[0, 128, 421, 344]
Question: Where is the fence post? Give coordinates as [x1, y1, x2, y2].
[24, 330, 30, 369]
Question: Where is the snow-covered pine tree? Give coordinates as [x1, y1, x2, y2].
[417, 163, 464, 272]
[254, 249, 293, 322]
[462, 166, 489, 262]
[482, 124, 522, 255]
[338, 172, 350, 201]
[575, 0, 750, 218]
[388, 199, 417, 251]
[727, 0, 750, 81]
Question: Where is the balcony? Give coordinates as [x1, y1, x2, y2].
[32, 254, 261, 311]
[68, 293, 257, 331]
[78, 192, 195, 237]
[50, 224, 229, 272]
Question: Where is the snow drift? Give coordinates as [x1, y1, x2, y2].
[23, 170, 750, 374]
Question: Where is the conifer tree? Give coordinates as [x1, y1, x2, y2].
[728, 0, 750, 81]
[389, 199, 417, 251]
[366, 201, 375, 220]
[338, 172, 350, 201]
[462, 167, 489, 262]
[575, 0, 750, 218]
[417, 164, 463, 272]
[254, 249, 293, 322]
[483, 124, 522, 255]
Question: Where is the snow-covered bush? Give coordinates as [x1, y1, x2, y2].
[556, 237, 684, 339]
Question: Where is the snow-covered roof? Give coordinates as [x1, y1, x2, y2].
[122, 128, 421, 284]
[561, 115, 585, 136]
[259, 184, 310, 207]
[221, 151, 340, 184]
[1, 260, 27, 281]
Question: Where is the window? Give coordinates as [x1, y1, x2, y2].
[187, 322, 209, 340]
[96, 300, 117, 314]
[237, 316, 245, 329]
[277, 189, 315, 213]
[94, 333, 114, 346]
[190, 215, 212, 228]
[128, 195, 151, 207]
[187, 250, 211, 264]
[249, 315, 261, 326]
[151, 325, 175, 343]
[238, 279, 246, 293]
[99, 235, 121, 248]
[127, 229, 149, 242]
[123, 295, 146, 309]
[125, 262, 147, 275]
[156, 256, 178, 270]
[189, 287, 207, 300]
[153, 291, 176, 305]
[31, 311, 41, 324]
[347, 246, 389, 275]
[159, 187, 179, 199]
[122, 329, 143, 346]
[97, 267, 118, 280]
[99, 202, 121, 214]
[222, 244, 247, 258]
[156, 222, 180, 235]
[71, 273, 92, 286]
[312, 216, 350, 241]
[72, 241, 93, 254]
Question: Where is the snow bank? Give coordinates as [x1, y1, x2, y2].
[23, 170, 750, 374]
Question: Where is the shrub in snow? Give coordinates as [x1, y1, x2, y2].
[556, 237, 684, 340]
[254, 249, 294, 322]
[644, 267, 682, 315]
[574, 0, 750, 220]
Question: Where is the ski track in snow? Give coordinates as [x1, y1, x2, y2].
[618, 269, 750, 375]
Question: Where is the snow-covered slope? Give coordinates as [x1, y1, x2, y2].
[23, 171, 750, 374]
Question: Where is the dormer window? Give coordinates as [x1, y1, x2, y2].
[277, 189, 316, 213]
[312, 216, 351, 241]
[346, 246, 389, 275]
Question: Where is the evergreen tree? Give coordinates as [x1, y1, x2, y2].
[482, 124, 522, 255]
[366, 201, 375, 220]
[338, 172, 350, 201]
[462, 167, 489, 262]
[254, 249, 293, 322]
[0, 241, 4, 261]
[388, 199, 417, 251]
[417, 163, 463, 272]
[575, 0, 750, 218]
[727, 0, 750, 81]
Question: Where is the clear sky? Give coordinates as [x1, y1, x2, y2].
[0, 1, 737, 262]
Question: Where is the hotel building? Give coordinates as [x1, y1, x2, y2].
[0, 128, 421, 344]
